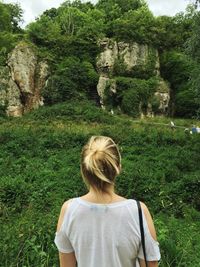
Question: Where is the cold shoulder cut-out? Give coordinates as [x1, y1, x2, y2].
[54, 198, 160, 267]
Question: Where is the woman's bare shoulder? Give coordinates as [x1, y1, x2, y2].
[140, 202, 157, 241]
[56, 199, 73, 232]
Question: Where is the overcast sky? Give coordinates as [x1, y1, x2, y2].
[2, 0, 192, 27]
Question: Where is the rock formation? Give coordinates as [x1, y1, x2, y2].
[96, 38, 170, 116]
[0, 43, 48, 116]
[97, 38, 160, 75]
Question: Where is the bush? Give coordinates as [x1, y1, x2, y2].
[105, 76, 159, 117]
[121, 89, 140, 116]
[160, 51, 198, 117]
[112, 6, 157, 44]
[43, 57, 99, 105]
[175, 87, 199, 118]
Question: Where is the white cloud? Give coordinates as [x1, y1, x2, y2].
[146, 0, 191, 16]
[3, 0, 65, 25]
[2, 0, 192, 26]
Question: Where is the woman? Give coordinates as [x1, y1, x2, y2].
[55, 136, 160, 267]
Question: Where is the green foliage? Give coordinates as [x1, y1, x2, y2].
[161, 51, 199, 117]
[0, 2, 23, 33]
[156, 6, 195, 50]
[0, 104, 7, 117]
[96, 0, 146, 37]
[27, 100, 117, 125]
[156, 212, 200, 267]
[0, 101, 200, 266]
[150, 95, 160, 113]
[27, 16, 62, 47]
[23, 0, 199, 119]
[121, 89, 140, 117]
[113, 47, 158, 79]
[105, 77, 159, 116]
[57, 6, 105, 41]
[0, 32, 23, 65]
[43, 57, 99, 105]
[186, 9, 200, 117]
[27, 4, 104, 63]
[175, 87, 199, 117]
[0, 2, 24, 65]
[112, 6, 157, 44]
[112, 58, 128, 77]
[97, 0, 145, 16]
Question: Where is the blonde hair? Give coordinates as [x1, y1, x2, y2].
[81, 136, 121, 193]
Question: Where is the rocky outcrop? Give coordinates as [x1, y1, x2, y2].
[97, 38, 160, 75]
[0, 43, 48, 116]
[154, 80, 170, 114]
[96, 38, 169, 116]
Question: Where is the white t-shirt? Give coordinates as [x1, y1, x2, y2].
[54, 198, 160, 267]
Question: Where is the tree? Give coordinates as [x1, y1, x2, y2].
[161, 51, 199, 117]
[185, 3, 200, 117]
[0, 2, 23, 65]
[7, 3, 23, 33]
[0, 2, 11, 32]
[113, 6, 157, 44]
[27, 15, 61, 47]
[96, 0, 146, 16]
[43, 57, 98, 104]
[0, 2, 23, 33]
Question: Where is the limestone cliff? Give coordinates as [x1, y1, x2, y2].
[0, 43, 48, 116]
[96, 38, 170, 116]
[97, 38, 160, 75]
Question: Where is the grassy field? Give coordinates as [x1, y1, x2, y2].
[0, 100, 200, 267]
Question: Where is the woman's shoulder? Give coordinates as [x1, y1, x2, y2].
[139, 201, 158, 241]
[56, 198, 75, 232]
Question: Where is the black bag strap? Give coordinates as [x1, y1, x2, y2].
[137, 200, 148, 267]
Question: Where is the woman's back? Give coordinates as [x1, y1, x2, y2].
[55, 136, 160, 267]
[55, 197, 160, 267]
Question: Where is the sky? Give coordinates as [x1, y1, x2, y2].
[2, 0, 192, 27]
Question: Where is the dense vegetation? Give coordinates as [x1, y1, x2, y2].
[0, 100, 200, 266]
[0, 0, 200, 266]
[0, 0, 200, 117]
[0, 1, 23, 65]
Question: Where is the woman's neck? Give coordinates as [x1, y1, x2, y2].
[81, 186, 125, 204]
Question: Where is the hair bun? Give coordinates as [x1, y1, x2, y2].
[81, 136, 121, 193]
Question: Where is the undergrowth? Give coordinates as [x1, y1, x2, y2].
[0, 100, 200, 267]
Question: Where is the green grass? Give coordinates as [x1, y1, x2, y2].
[0, 100, 200, 267]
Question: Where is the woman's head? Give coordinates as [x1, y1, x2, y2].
[81, 136, 121, 193]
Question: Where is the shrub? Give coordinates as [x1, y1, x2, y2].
[43, 57, 99, 105]
[105, 76, 159, 117]
[121, 88, 140, 116]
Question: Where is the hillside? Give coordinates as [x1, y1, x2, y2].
[0, 0, 200, 118]
[0, 100, 200, 266]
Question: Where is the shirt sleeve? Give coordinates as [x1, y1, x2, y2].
[137, 210, 161, 261]
[54, 200, 74, 253]
[54, 229, 74, 253]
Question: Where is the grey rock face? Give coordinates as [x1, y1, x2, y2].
[97, 39, 118, 75]
[96, 38, 169, 116]
[97, 76, 110, 107]
[154, 80, 171, 114]
[0, 43, 48, 116]
[97, 38, 160, 74]
[7, 44, 37, 94]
